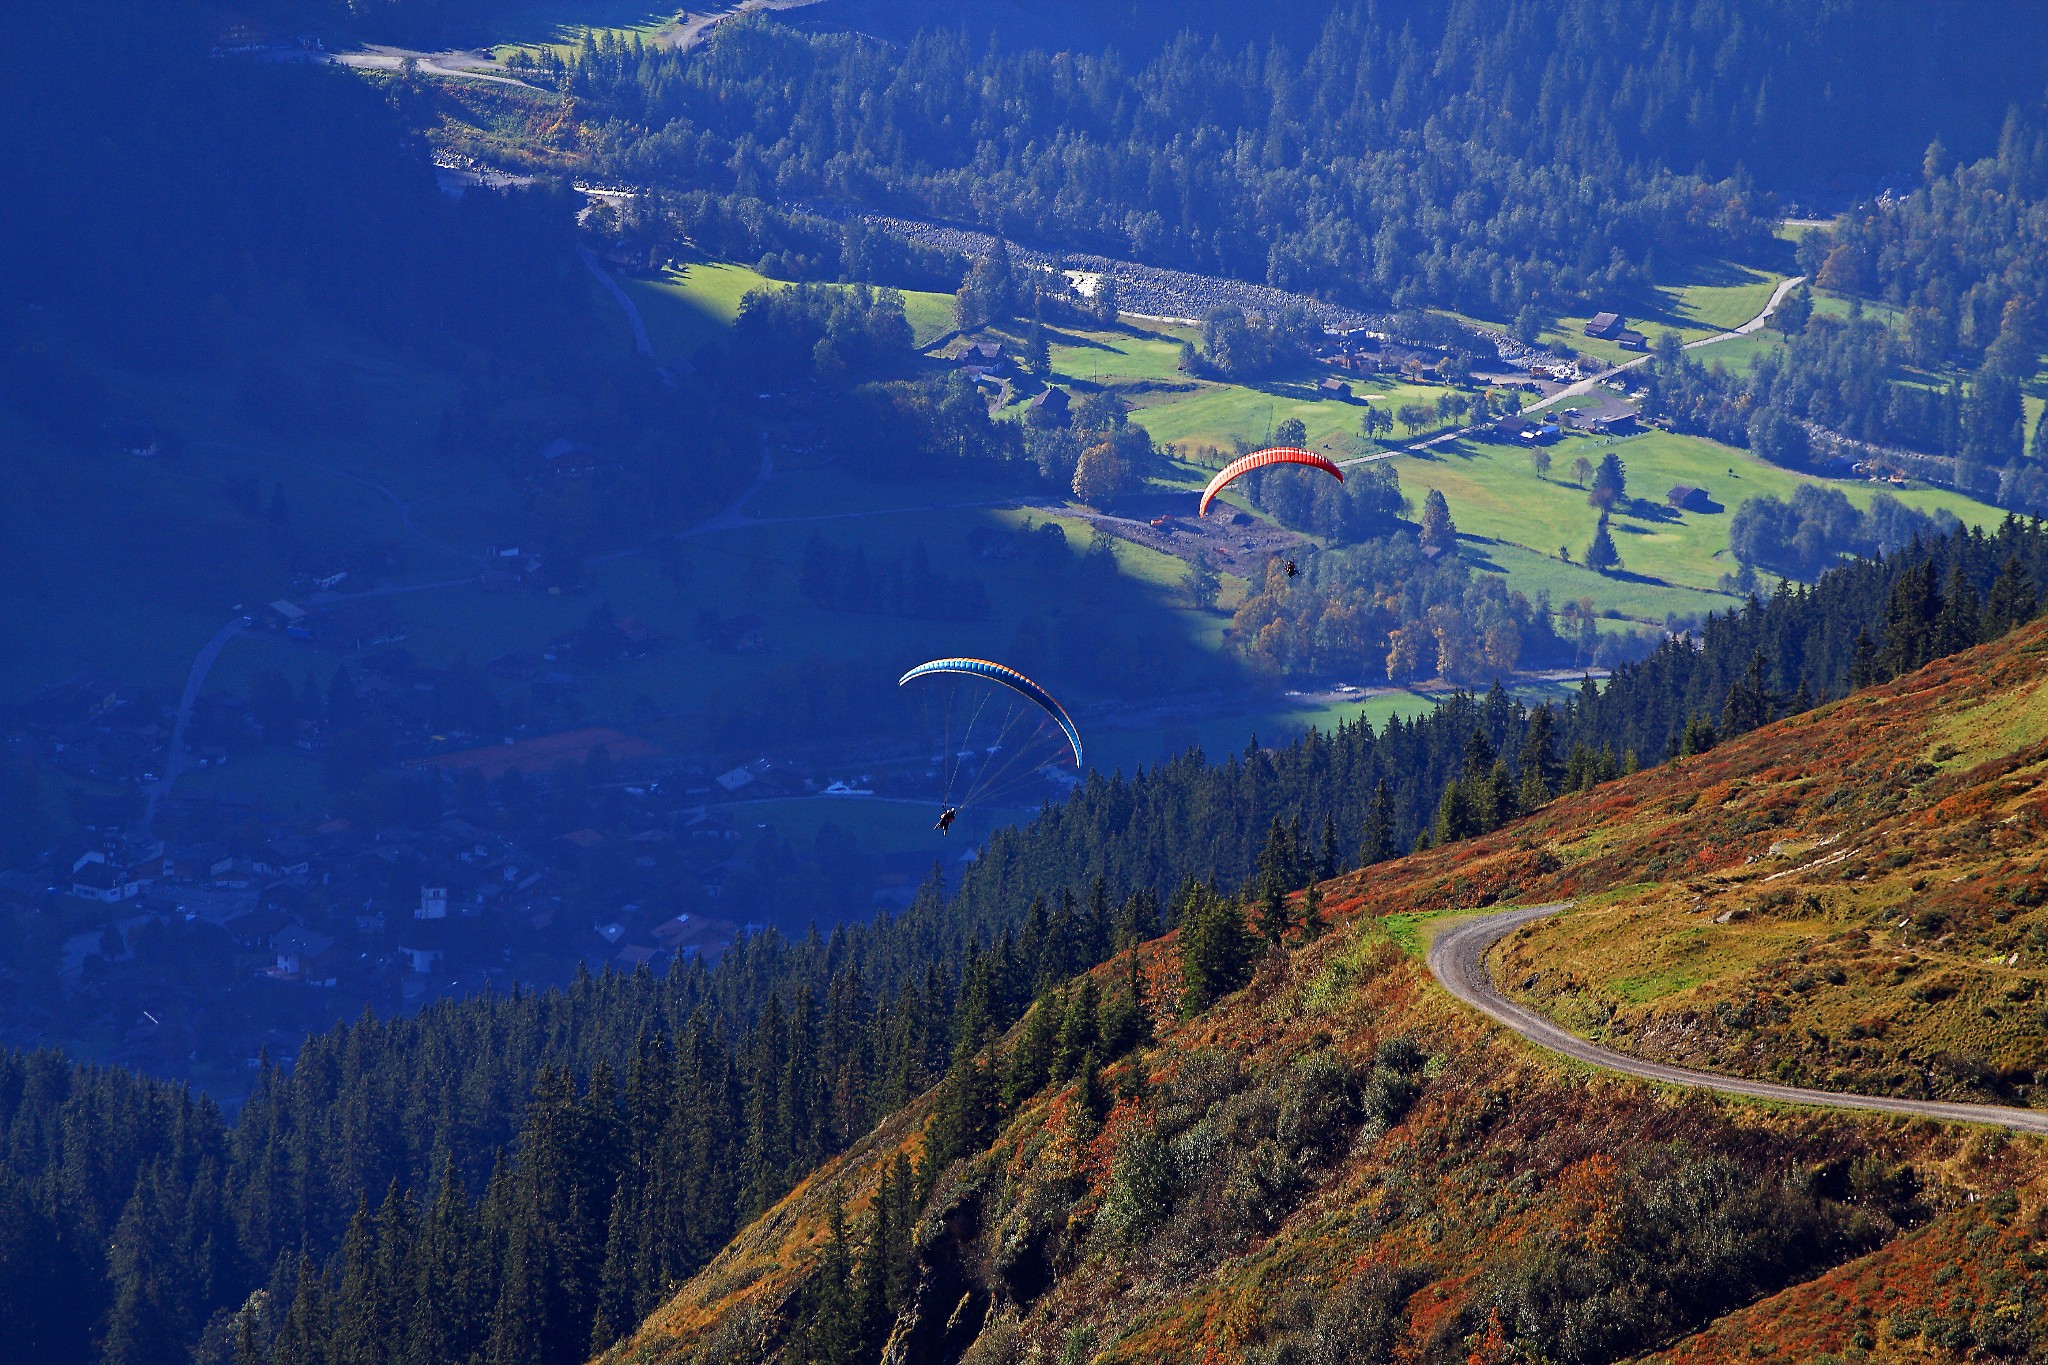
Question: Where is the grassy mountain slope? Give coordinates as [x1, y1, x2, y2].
[601, 622, 2048, 1365]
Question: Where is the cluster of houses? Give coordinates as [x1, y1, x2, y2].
[262, 598, 406, 650]
[1316, 331, 1468, 384]
[0, 718, 811, 1076]
[11, 673, 179, 788]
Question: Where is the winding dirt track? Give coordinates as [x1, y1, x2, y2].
[1427, 903, 2048, 1135]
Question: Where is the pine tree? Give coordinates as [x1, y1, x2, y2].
[1881, 558, 1940, 676]
[1585, 515, 1621, 574]
[1420, 489, 1458, 554]
[1589, 452, 1627, 509]
[1095, 956, 1145, 1060]
[1933, 562, 1981, 654]
[1299, 881, 1326, 939]
[1114, 889, 1161, 948]
[922, 1048, 997, 1175]
[1070, 1052, 1108, 1136]
[1053, 978, 1100, 1081]
[1256, 872, 1290, 949]
[797, 1188, 860, 1365]
[1434, 779, 1480, 845]
[1518, 705, 1558, 792]
[1178, 888, 1256, 1016]
[1462, 727, 1497, 780]
[1485, 758, 1517, 828]
[1985, 554, 2038, 636]
[1720, 653, 1775, 736]
[1360, 780, 1394, 867]
[1317, 811, 1340, 880]
[1003, 994, 1059, 1106]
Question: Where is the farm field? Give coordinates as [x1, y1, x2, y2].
[477, 1, 683, 56]
[1124, 370, 1443, 457]
[1687, 328, 1785, 372]
[623, 261, 956, 362]
[1009, 306, 2014, 625]
[201, 490, 1237, 763]
[1395, 428, 2006, 617]
[1451, 255, 1793, 369]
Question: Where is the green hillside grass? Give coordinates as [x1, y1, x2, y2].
[479, 2, 683, 57]
[1125, 371, 1444, 454]
[1392, 428, 2004, 617]
[624, 261, 957, 361]
[1445, 256, 1791, 368]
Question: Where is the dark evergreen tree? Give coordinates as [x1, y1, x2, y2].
[1720, 653, 1776, 737]
[1985, 553, 2039, 636]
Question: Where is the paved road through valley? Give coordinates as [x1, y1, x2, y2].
[1429, 902, 2048, 1135]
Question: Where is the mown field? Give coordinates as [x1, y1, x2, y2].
[1539, 257, 1789, 366]
[623, 260, 957, 360]
[474, 1, 683, 57]
[1397, 427, 2003, 618]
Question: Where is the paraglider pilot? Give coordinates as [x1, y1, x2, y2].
[1285, 559, 1299, 578]
[935, 806, 959, 834]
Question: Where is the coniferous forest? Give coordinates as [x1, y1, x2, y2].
[536, 1, 2048, 315]
[5, 506, 2045, 1363]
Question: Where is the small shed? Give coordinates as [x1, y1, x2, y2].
[1317, 377, 1353, 399]
[1667, 484, 1714, 513]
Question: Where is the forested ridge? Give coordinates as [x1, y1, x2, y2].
[534, 0, 2048, 317]
[6, 508, 2048, 1364]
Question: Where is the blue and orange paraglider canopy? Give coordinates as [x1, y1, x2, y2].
[898, 657, 1083, 821]
[1198, 446, 1343, 517]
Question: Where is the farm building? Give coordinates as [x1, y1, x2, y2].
[954, 341, 1006, 375]
[1584, 311, 1626, 339]
[1667, 484, 1715, 513]
[1026, 386, 1071, 421]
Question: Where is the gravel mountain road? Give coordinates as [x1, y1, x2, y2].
[1428, 902, 2048, 1135]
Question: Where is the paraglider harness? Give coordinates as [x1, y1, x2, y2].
[935, 807, 959, 834]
